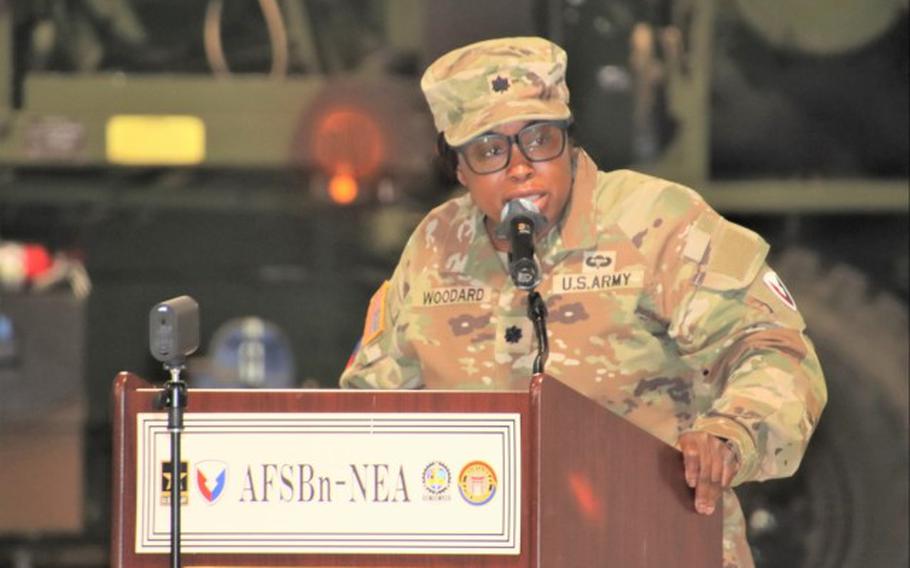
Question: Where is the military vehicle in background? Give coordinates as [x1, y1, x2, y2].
[0, 1, 905, 566]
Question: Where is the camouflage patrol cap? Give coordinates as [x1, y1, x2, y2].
[420, 37, 571, 147]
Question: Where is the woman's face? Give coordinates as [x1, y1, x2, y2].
[455, 120, 574, 244]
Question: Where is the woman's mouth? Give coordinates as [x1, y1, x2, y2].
[506, 193, 548, 214]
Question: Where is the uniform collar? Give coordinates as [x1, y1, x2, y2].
[542, 149, 600, 254]
[448, 194, 509, 283]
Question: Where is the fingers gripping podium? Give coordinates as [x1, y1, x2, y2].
[111, 373, 720, 567]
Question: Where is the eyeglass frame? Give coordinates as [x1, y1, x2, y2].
[455, 119, 573, 175]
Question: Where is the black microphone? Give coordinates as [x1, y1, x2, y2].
[495, 198, 548, 290]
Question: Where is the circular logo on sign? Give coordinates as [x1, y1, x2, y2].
[423, 461, 451, 495]
[457, 461, 497, 506]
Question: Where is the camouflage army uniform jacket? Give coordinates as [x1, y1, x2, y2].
[340, 151, 827, 567]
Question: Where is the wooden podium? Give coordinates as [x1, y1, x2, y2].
[111, 372, 720, 567]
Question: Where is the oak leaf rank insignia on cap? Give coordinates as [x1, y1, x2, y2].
[420, 36, 572, 146]
[491, 76, 510, 93]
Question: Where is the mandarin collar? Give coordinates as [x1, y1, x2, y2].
[544, 149, 600, 254]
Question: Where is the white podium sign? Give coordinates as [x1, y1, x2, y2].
[135, 412, 521, 555]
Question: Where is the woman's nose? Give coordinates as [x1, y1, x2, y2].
[506, 143, 534, 181]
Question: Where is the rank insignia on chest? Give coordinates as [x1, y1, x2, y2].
[504, 325, 523, 344]
[497, 317, 532, 354]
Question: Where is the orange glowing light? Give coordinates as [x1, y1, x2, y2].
[328, 170, 359, 205]
[313, 108, 384, 179]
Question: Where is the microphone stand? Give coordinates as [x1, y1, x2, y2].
[158, 362, 188, 568]
[497, 199, 549, 374]
[527, 291, 549, 375]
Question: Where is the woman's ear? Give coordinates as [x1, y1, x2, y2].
[455, 163, 467, 187]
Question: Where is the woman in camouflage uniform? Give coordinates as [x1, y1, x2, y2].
[340, 36, 827, 568]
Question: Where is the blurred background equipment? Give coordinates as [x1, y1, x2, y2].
[190, 316, 296, 389]
[0, 249, 87, 545]
[0, 0, 906, 566]
[732, 0, 906, 55]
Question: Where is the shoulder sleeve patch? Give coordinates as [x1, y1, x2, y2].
[762, 270, 798, 311]
[362, 280, 390, 345]
[701, 221, 769, 290]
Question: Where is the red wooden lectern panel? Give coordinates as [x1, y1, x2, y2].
[111, 372, 720, 567]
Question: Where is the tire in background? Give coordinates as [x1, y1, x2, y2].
[738, 248, 909, 568]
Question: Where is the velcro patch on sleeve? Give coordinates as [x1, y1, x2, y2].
[362, 280, 390, 345]
[702, 221, 769, 290]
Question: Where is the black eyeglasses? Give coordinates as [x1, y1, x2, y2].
[457, 120, 570, 175]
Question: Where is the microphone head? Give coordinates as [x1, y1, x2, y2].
[494, 198, 549, 239]
[150, 295, 200, 365]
